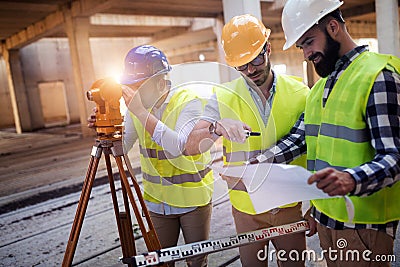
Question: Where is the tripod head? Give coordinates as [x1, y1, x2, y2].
[87, 77, 123, 138]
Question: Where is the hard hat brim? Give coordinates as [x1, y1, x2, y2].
[120, 67, 171, 85]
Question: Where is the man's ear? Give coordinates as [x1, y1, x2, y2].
[158, 78, 166, 92]
[266, 42, 271, 57]
[326, 19, 340, 39]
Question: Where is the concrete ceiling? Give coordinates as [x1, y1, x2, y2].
[0, 0, 397, 59]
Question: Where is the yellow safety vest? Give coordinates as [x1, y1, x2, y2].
[132, 88, 214, 207]
[216, 75, 309, 214]
[306, 52, 400, 223]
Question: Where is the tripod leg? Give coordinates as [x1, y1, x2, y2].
[114, 155, 162, 252]
[104, 152, 136, 266]
[120, 182, 136, 256]
[62, 146, 102, 267]
[123, 155, 162, 251]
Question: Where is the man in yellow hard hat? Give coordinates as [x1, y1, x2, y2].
[250, 0, 400, 266]
[185, 14, 309, 266]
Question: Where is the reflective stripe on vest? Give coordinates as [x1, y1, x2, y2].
[132, 88, 214, 207]
[142, 168, 212, 184]
[305, 52, 400, 223]
[223, 147, 261, 163]
[216, 75, 309, 214]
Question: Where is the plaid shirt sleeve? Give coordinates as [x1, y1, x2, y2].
[345, 69, 400, 196]
[260, 112, 307, 164]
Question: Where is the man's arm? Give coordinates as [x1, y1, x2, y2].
[124, 83, 207, 157]
[184, 119, 219, 155]
[184, 92, 252, 155]
[345, 69, 400, 196]
[185, 118, 253, 155]
[123, 86, 158, 137]
[122, 109, 138, 154]
[251, 113, 307, 164]
[154, 98, 202, 157]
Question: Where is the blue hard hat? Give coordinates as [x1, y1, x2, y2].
[120, 45, 171, 85]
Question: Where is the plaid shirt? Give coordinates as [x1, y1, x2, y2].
[265, 46, 400, 235]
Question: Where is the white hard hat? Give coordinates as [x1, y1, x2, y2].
[282, 0, 343, 50]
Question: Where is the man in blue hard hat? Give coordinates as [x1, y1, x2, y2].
[120, 45, 214, 267]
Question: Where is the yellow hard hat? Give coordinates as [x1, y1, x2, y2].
[222, 14, 271, 67]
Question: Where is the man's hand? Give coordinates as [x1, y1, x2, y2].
[216, 118, 252, 143]
[308, 167, 356, 196]
[122, 85, 136, 105]
[220, 174, 242, 190]
[87, 107, 97, 129]
[303, 208, 317, 237]
[122, 85, 146, 116]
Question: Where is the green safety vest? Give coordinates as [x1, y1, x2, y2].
[305, 52, 400, 223]
[132, 88, 214, 207]
[216, 75, 309, 214]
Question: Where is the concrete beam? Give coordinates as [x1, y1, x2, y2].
[90, 14, 192, 27]
[151, 27, 216, 51]
[342, 2, 375, 18]
[4, 11, 64, 50]
[151, 26, 191, 42]
[347, 21, 377, 38]
[163, 40, 216, 58]
[3, 0, 117, 51]
[89, 25, 170, 38]
[70, 0, 118, 17]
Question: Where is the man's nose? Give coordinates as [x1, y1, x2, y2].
[303, 48, 312, 60]
[247, 63, 257, 74]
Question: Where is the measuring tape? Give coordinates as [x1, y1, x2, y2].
[121, 220, 309, 266]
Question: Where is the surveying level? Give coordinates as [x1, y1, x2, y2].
[62, 78, 164, 267]
[86, 77, 124, 137]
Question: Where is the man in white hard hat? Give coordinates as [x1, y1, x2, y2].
[185, 14, 309, 266]
[250, 0, 400, 266]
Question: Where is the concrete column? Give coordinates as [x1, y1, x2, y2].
[222, 0, 262, 22]
[2, 46, 32, 133]
[64, 10, 96, 136]
[213, 15, 233, 83]
[375, 0, 400, 57]
[220, 0, 262, 81]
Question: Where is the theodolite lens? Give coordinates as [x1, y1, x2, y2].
[86, 90, 93, 101]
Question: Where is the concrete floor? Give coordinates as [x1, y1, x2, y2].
[0, 125, 399, 266]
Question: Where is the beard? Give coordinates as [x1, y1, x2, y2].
[247, 59, 271, 86]
[310, 30, 340, 78]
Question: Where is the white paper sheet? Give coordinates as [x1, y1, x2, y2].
[211, 163, 336, 214]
